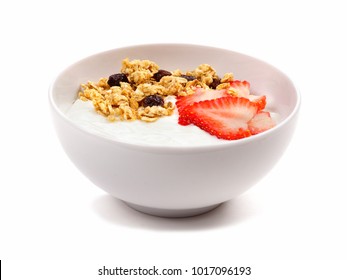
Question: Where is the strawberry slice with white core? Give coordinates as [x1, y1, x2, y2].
[227, 80, 251, 97]
[182, 96, 258, 140]
[176, 88, 228, 112]
[248, 111, 276, 135]
[248, 94, 266, 111]
[177, 88, 229, 125]
[227, 80, 266, 110]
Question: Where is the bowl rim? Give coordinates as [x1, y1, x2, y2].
[48, 43, 301, 153]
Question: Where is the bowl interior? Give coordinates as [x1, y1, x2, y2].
[51, 44, 298, 131]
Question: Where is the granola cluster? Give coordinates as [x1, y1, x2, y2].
[78, 58, 234, 122]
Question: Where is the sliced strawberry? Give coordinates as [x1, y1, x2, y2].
[182, 96, 258, 140]
[248, 94, 266, 111]
[248, 111, 276, 135]
[178, 113, 193, 126]
[176, 88, 228, 112]
[227, 80, 251, 97]
[226, 80, 266, 110]
[177, 88, 229, 125]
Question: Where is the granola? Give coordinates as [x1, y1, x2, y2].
[78, 58, 234, 122]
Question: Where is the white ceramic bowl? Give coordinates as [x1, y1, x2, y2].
[49, 44, 300, 217]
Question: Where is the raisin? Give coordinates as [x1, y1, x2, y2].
[153, 69, 172, 82]
[142, 95, 164, 107]
[180, 74, 196, 81]
[210, 77, 221, 89]
[107, 73, 129, 87]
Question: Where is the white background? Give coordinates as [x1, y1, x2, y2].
[1, 0, 347, 279]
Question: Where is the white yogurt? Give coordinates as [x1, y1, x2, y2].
[66, 100, 229, 146]
[66, 99, 279, 147]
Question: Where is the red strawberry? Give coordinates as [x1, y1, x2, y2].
[177, 88, 229, 125]
[176, 88, 228, 111]
[227, 80, 266, 110]
[227, 80, 251, 97]
[181, 96, 258, 140]
[248, 111, 276, 135]
[248, 94, 266, 111]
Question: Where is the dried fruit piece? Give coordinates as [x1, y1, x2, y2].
[108, 73, 129, 87]
[142, 95, 164, 107]
[210, 77, 221, 89]
[180, 74, 196, 81]
[153, 69, 172, 82]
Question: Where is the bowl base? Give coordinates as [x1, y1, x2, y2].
[123, 201, 222, 218]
